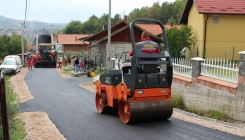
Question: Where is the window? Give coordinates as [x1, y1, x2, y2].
[213, 15, 219, 23]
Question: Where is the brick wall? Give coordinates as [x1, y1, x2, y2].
[171, 53, 245, 122]
[64, 44, 88, 52]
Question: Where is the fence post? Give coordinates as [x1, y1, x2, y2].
[204, 48, 206, 59]
[197, 48, 199, 57]
[232, 46, 234, 64]
[191, 57, 204, 82]
[0, 75, 10, 140]
[238, 51, 245, 84]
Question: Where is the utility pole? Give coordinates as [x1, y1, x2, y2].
[108, 0, 111, 69]
[21, 22, 25, 66]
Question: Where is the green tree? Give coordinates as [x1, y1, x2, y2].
[0, 34, 27, 58]
[165, 25, 194, 57]
[63, 20, 83, 34]
[81, 15, 100, 34]
[0, 35, 10, 58]
[112, 14, 122, 24]
[148, 2, 161, 19]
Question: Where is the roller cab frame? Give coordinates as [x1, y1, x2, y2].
[95, 18, 173, 124]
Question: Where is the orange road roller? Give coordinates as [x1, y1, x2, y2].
[95, 18, 173, 124]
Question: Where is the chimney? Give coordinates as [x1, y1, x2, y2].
[123, 15, 128, 23]
[75, 37, 77, 41]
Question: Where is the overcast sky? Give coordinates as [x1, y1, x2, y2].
[0, 0, 176, 23]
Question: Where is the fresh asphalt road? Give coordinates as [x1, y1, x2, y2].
[19, 68, 244, 140]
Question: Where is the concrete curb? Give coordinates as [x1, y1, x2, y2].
[173, 108, 245, 130]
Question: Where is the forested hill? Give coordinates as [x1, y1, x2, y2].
[0, 15, 66, 31]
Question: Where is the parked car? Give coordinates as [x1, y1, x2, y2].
[0, 55, 22, 75]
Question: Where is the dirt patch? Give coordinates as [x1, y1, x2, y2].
[56, 67, 73, 78]
[11, 67, 66, 140]
[10, 67, 33, 103]
[79, 81, 245, 138]
[79, 81, 95, 92]
[16, 112, 66, 140]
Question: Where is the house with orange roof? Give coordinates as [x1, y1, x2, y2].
[27, 44, 36, 54]
[57, 34, 91, 52]
[180, 0, 245, 60]
[82, 16, 163, 67]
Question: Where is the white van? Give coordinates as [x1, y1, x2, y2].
[0, 55, 22, 75]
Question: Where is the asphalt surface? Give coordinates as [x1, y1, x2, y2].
[19, 68, 244, 140]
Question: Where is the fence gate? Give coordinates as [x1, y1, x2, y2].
[0, 73, 10, 140]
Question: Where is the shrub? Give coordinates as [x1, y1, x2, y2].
[172, 94, 185, 109]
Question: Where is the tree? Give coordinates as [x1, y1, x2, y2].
[0, 35, 10, 58]
[165, 25, 194, 58]
[112, 14, 122, 24]
[0, 34, 27, 58]
[63, 20, 83, 34]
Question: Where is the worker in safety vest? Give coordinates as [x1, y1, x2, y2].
[129, 31, 160, 56]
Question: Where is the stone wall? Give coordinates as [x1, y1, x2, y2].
[171, 52, 245, 122]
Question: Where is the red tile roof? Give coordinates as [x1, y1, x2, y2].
[136, 24, 183, 36]
[180, 0, 245, 24]
[27, 44, 35, 51]
[195, 0, 245, 14]
[57, 34, 91, 45]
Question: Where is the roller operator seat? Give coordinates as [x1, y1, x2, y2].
[134, 40, 160, 73]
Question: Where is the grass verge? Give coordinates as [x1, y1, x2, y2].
[0, 76, 26, 140]
[172, 94, 235, 123]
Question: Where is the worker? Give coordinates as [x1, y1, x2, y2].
[58, 55, 63, 68]
[37, 52, 42, 61]
[129, 31, 160, 56]
[39, 46, 43, 56]
[32, 54, 37, 66]
[51, 50, 55, 60]
[27, 53, 32, 70]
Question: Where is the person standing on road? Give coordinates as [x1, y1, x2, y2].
[27, 54, 32, 70]
[74, 57, 79, 73]
[79, 60, 84, 72]
[58, 55, 63, 68]
[37, 52, 42, 62]
[72, 56, 76, 71]
[83, 58, 87, 72]
[64, 55, 68, 66]
[32, 54, 37, 67]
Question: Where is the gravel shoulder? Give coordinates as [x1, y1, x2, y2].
[11, 66, 245, 139]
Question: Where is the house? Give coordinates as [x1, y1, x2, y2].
[82, 16, 163, 67]
[57, 34, 91, 53]
[180, 0, 245, 60]
[27, 44, 36, 54]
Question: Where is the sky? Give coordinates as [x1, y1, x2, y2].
[0, 0, 176, 24]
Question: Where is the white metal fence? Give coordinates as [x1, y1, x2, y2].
[200, 58, 239, 83]
[172, 58, 192, 78]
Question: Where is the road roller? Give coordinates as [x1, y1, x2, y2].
[95, 18, 173, 124]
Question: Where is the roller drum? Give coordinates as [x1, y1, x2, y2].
[119, 100, 173, 124]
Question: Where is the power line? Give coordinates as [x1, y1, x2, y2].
[37, 0, 73, 21]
